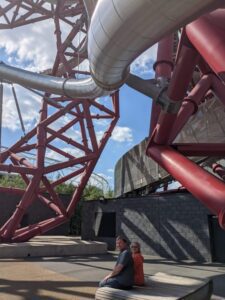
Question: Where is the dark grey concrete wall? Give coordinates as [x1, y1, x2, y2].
[0, 192, 71, 235]
[82, 191, 212, 261]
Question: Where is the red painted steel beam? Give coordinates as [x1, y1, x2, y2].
[46, 127, 88, 152]
[168, 74, 212, 143]
[186, 10, 225, 82]
[44, 153, 96, 174]
[0, 128, 36, 163]
[41, 176, 67, 216]
[0, 164, 37, 175]
[83, 102, 98, 152]
[172, 143, 225, 156]
[10, 157, 30, 186]
[38, 195, 63, 216]
[1, 174, 42, 240]
[46, 167, 86, 189]
[10, 152, 35, 168]
[153, 44, 199, 144]
[153, 35, 174, 78]
[12, 215, 67, 242]
[146, 143, 225, 229]
[0, 0, 104, 242]
[150, 35, 174, 135]
[67, 92, 119, 215]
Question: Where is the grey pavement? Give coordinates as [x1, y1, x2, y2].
[0, 252, 225, 299]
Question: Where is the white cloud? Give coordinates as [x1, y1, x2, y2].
[94, 119, 109, 127]
[46, 146, 83, 162]
[0, 20, 56, 72]
[96, 172, 112, 180]
[2, 84, 41, 131]
[49, 115, 82, 141]
[131, 44, 158, 75]
[111, 126, 133, 143]
[107, 168, 114, 173]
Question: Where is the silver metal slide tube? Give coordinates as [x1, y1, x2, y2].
[0, 0, 222, 98]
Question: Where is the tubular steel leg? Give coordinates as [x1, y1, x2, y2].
[186, 11, 225, 82]
[168, 74, 212, 143]
[0, 91, 119, 242]
[153, 44, 199, 144]
[150, 34, 174, 135]
[147, 144, 225, 229]
[147, 10, 225, 232]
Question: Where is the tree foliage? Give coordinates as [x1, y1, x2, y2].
[0, 174, 26, 189]
[0, 174, 114, 236]
[0, 174, 113, 199]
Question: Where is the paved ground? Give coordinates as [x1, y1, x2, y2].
[0, 236, 106, 258]
[0, 252, 225, 299]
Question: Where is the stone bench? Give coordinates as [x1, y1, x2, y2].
[95, 272, 212, 300]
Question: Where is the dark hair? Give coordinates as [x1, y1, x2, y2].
[116, 236, 127, 244]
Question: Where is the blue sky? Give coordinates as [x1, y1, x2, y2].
[0, 18, 157, 189]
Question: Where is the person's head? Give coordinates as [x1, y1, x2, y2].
[116, 236, 128, 252]
[131, 242, 141, 254]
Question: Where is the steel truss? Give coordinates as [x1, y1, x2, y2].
[0, 0, 119, 242]
[147, 9, 225, 230]
[0, 2, 225, 242]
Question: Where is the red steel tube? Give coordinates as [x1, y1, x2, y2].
[10, 153, 35, 168]
[42, 176, 67, 216]
[12, 215, 67, 242]
[1, 174, 41, 240]
[153, 45, 199, 144]
[147, 144, 225, 229]
[186, 11, 225, 82]
[168, 74, 212, 143]
[0, 164, 37, 175]
[173, 143, 225, 156]
[66, 92, 119, 216]
[153, 35, 173, 79]
[38, 195, 63, 215]
[150, 35, 174, 135]
[44, 153, 96, 174]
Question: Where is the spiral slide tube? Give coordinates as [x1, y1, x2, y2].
[0, 0, 222, 98]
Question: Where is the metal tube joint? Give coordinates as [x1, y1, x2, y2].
[155, 78, 181, 114]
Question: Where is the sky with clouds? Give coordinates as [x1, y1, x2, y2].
[0, 14, 158, 190]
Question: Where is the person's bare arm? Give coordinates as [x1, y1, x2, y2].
[103, 264, 124, 280]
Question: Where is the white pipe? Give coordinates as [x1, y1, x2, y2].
[0, 62, 106, 98]
[0, 0, 222, 98]
[76, 0, 98, 55]
[83, 0, 98, 22]
[89, 0, 223, 90]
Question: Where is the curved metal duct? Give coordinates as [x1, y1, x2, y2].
[83, 0, 98, 23]
[0, 62, 106, 98]
[0, 0, 222, 98]
[77, 0, 98, 55]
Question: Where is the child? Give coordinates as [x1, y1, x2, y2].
[131, 242, 144, 286]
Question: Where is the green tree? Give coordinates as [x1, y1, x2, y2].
[82, 184, 103, 200]
[105, 188, 114, 198]
[55, 182, 75, 194]
[0, 174, 26, 189]
[0, 174, 114, 236]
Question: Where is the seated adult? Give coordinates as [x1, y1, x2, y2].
[99, 236, 134, 290]
[131, 242, 145, 286]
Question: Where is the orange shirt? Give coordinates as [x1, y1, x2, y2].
[132, 253, 144, 286]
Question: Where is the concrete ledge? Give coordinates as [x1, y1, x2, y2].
[0, 236, 107, 258]
[95, 272, 212, 300]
